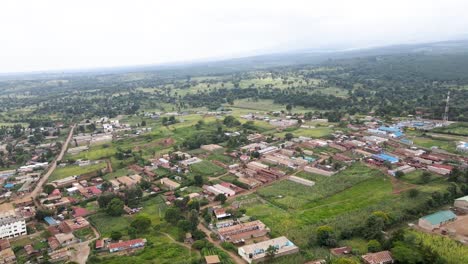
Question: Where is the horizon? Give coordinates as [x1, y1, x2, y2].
[2, 0, 468, 74]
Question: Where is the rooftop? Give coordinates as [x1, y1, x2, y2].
[421, 210, 456, 225]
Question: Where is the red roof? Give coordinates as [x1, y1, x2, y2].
[362, 251, 394, 264]
[73, 207, 90, 218]
[331, 246, 352, 255]
[108, 239, 145, 250]
[95, 240, 104, 249]
[431, 164, 453, 170]
[87, 186, 102, 195]
[50, 189, 61, 196]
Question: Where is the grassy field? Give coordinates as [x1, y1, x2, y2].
[240, 162, 451, 249]
[274, 127, 333, 139]
[48, 162, 107, 182]
[431, 122, 468, 136]
[190, 160, 226, 177]
[412, 136, 458, 153]
[70, 145, 117, 160]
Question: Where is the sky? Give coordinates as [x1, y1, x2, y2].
[1, 0, 468, 73]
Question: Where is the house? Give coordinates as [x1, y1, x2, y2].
[60, 217, 90, 232]
[48, 248, 70, 263]
[205, 255, 221, 264]
[108, 238, 146, 253]
[213, 208, 231, 219]
[427, 164, 453, 175]
[48, 236, 61, 250]
[95, 239, 104, 250]
[72, 207, 90, 218]
[362, 250, 394, 264]
[201, 144, 223, 152]
[454, 195, 468, 213]
[388, 165, 415, 176]
[330, 246, 352, 256]
[238, 236, 299, 263]
[55, 233, 75, 246]
[418, 210, 457, 230]
[160, 177, 180, 190]
[372, 153, 399, 164]
[0, 247, 16, 264]
[218, 220, 269, 241]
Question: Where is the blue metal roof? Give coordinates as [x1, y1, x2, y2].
[422, 210, 456, 225]
[4, 183, 14, 188]
[372, 153, 399, 163]
[379, 126, 400, 133]
[44, 216, 58, 226]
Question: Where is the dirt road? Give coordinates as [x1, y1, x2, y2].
[198, 223, 245, 264]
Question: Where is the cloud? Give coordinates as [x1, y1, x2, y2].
[1, 0, 467, 72]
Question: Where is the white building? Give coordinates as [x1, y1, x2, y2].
[457, 142, 468, 152]
[0, 216, 27, 239]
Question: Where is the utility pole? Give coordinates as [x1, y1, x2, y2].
[443, 91, 450, 123]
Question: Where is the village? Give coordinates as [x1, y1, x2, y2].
[0, 110, 467, 264]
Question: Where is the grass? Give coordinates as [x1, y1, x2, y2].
[412, 136, 458, 153]
[275, 127, 333, 139]
[190, 160, 226, 177]
[70, 144, 117, 160]
[240, 162, 451, 248]
[48, 162, 107, 182]
[431, 122, 468, 136]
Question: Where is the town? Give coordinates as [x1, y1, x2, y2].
[1, 106, 467, 264]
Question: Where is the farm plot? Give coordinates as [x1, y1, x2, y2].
[48, 162, 107, 182]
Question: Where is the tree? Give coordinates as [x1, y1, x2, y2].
[139, 180, 152, 190]
[408, 188, 419, 198]
[110, 231, 122, 241]
[188, 209, 199, 231]
[286, 104, 292, 113]
[214, 194, 227, 204]
[315, 225, 337, 247]
[391, 242, 423, 264]
[106, 198, 125, 216]
[364, 214, 385, 240]
[141, 120, 146, 126]
[223, 116, 240, 127]
[420, 171, 431, 183]
[332, 259, 360, 264]
[395, 170, 404, 178]
[165, 207, 182, 225]
[265, 245, 278, 262]
[367, 240, 382, 253]
[98, 192, 117, 208]
[43, 184, 55, 195]
[284, 133, 294, 141]
[194, 175, 204, 186]
[130, 215, 152, 233]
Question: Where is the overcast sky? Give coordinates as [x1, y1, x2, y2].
[1, 0, 467, 73]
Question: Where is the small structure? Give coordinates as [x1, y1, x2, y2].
[454, 195, 468, 213]
[160, 178, 180, 190]
[330, 246, 352, 256]
[205, 255, 221, 264]
[201, 144, 223, 152]
[362, 250, 394, 264]
[418, 210, 457, 231]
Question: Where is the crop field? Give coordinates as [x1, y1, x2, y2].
[241, 162, 452, 248]
[70, 145, 117, 160]
[411, 136, 458, 153]
[274, 127, 333, 139]
[431, 122, 468, 136]
[90, 234, 199, 264]
[190, 160, 226, 176]
[48, 162, 107, 182]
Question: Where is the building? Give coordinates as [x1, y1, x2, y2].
[0, 247, 16, 264]
[388, 165, 415, 176]
[205, 255, 221, 264]
[54, 233, 76, 247]
[108, 238, 146, 253]
[160, 178, 180, 190]
[362, 250, 394, 264]
[418, 210, 457, 231]
[454, 195, 468, 213]
[0, 216, 27, 239]
[427, 164, 453, 175]
[201, 144, 223, 152]
[330, 246, 352, 256]
[456, 142, 468, 152]
[218, 220, 269, 241]
[371, 153, 399, 164]
[238, 236, 299, 263]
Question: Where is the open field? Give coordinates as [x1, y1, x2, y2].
[48, 162, 107, 182]
[411, 136, 458, 153]
[239, 162, 452, 249]
[190, 160, 226, 177]
[274, 126, 334, 139]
